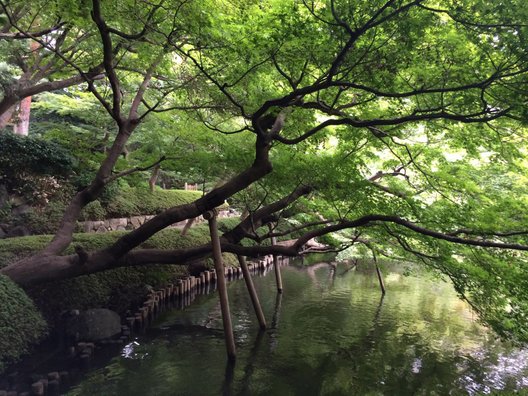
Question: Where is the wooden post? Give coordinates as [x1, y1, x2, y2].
[180, 217, 196, 236]
[205, 209, 236, 361]
[373, 252, 386, 295]
[269, 225, 283, 293]
[237, 255, 267, 329]
[375, 265, 386, 294]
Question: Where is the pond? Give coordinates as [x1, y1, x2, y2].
[69, 260, 528, 395]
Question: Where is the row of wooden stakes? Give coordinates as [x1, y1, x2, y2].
[126, 254, 289, 331]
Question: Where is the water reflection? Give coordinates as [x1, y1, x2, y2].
[69, 261, 528, 396]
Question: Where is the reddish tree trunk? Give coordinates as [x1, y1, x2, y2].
[13, 96, 32, 135]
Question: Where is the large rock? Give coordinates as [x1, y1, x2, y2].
[81, 221, 94, 233]
[66, 309, 121, 341]
[108, 218, 127, 230]
[95, 225, 107, 233]
[12, 204, 31, 215]
[130, 216, 143, 228]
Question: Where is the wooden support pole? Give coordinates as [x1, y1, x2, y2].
[180, 217, 196, 236]
[237, 255, 267, 329]
[269, 225, 283, 293]
[205, 209, 236, 361]
[373, 252, 386, 295]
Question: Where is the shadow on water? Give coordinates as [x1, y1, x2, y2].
[68, 260, 528, 396]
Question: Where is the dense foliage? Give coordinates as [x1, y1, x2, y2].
[0, 132, 73, 201]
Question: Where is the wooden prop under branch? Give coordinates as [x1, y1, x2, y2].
[205, 209, 236, 361]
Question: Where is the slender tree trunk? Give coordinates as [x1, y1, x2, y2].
[12, 40, 40, 135]
[149, 164, 160, 192]
[43, 121, 139, 255]
[13, 96, 31, 135]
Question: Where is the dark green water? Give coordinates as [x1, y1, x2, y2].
[69, 262, 528, 395]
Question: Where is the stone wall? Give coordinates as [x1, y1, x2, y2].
[78, 210, 234, 233]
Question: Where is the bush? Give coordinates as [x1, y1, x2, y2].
[0, 218, 242, 371]
[0, 275, 47, 373]
[79, 201, 106, 221]
[16, 201, 67, 234]
[0, 132, 74, 195]
[104, 187, 203, 218]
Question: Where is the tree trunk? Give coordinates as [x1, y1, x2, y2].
[1, 183, 314, 287]
[149, 164, 160, 192]
[13, 96, 32, 135]
[0, 102, 16, 129]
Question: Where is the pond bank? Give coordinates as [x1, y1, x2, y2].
[0, 219, 242, 375]
[0, 253, 287, 395]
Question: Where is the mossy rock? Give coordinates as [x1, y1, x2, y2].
[0, 275, 47, 373]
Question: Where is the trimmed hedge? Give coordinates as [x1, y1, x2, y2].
[0, 275, 47, 373]
[79, 187, 206, 221]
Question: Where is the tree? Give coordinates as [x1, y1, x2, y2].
[1, 0, 528, 341]
[0, 0, 106, 130]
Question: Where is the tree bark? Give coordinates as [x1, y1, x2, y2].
[0, 102, 16, 129]
[12, 95, 31, 135]
[148, 164, 160, 192]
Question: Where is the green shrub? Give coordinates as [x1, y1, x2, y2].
[0, 275, 47, 373]
[0, 132, 74, 194]
[79, 201, 106, 221]
[105, 187, 203, 218]
[16, 201, 67, 234]
[77, 187, 205, 221]
[316, 232, 341, 247]
[0, 133, 74, 176]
